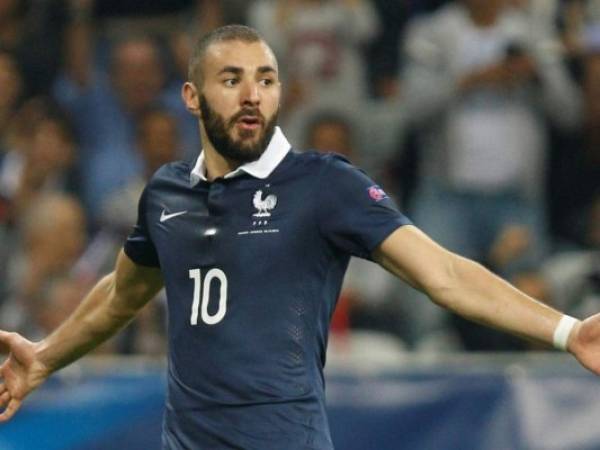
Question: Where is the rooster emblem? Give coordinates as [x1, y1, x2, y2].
[252, 190, 277, 217]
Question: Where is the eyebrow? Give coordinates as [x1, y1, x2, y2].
[257, 66, 276, 74]
[218, 66, 243, 76]
[217, 65, 277, 76]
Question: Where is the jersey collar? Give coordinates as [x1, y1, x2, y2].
[190, 126, 291, 185]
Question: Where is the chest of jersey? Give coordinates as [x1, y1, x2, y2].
[149, 174, 314, 270]
[145, 169, 338, 400]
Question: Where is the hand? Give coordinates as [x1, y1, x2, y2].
[0, 331, 50, 422]
[458, 63, 512, 92]
[568, 313, 600, 375]
[504, 54, 537, 85]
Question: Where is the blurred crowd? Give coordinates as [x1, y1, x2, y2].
[0, 0, 598, 356]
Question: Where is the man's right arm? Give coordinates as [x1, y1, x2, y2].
[0, 250, 163, 421]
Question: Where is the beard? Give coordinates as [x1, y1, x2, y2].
[200, 94, 278, 164]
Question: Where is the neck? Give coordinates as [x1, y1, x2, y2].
[203, 146, 243, 181]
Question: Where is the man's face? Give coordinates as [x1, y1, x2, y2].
[137, 111, 179, 173]
[309, 121, 353, 159]
[111, 40, 165, 113]
[197, 40, 281, 163]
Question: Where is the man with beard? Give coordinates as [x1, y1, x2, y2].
[2, 25, 600, 450]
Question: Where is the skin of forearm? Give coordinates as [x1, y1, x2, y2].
[427, 255, 562, 346]
[34, 273, 140, 375]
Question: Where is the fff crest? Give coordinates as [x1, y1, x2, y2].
[252, 190, 277, 217]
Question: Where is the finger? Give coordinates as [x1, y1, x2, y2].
[0, 382, 5, 394]
[0, 398, 22, 422]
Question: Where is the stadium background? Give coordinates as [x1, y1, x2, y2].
[0, 0, 599, 449]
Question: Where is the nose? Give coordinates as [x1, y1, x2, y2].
[240, 80, 260, 107]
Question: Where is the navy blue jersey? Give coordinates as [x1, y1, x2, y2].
[124, 129, 411, 450]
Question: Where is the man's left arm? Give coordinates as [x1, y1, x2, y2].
[373, 225, 600, 374]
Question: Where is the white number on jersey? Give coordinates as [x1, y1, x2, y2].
[189, 268, 228, 325]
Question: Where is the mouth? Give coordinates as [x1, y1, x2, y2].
[236, 115, 262, 131]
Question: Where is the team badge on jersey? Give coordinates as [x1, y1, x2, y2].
[237, 189, 280, 236]
[252, 190, 277, 217]
[367, 185, 388, 202]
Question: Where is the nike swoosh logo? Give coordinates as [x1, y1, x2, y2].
[160, 209, 188, 222]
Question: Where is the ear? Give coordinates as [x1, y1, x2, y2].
[182, 82, 201, 117]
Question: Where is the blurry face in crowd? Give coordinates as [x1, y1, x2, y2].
[38, 278, 88, 333]
[0, 52, 22, 111]
[184, 40, 281, 164]
[137, 111, 179, 174]
[308, 120, 353, 159]
[26, 195, 87, 273]
[111, 39, 165, 113]
[170, 32, 192, 80]
[30, 118, 75, 172]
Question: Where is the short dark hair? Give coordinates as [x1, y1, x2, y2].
[188, 24, 266, 85]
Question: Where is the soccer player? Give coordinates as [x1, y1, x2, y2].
[1, 25, 600, 450]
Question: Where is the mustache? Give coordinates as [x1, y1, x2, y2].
[228, 108, 265, 126]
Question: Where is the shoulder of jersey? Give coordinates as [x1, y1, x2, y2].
[292, 149, 352, 168]
[147, 160, 192, 188]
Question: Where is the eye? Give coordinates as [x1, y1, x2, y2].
[259, 78, 274, 87]
[223, 78, 238, 87]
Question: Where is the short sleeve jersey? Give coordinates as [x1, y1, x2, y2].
[124, 132, 411, 450]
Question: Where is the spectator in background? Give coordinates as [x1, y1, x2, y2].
[304, 112, 354, 159]
[101, 107, 180, 235]
[0, 95, 80, 305]
[0, 0, 69, 96]
[305, 112, 410, 351]
[0, 99, 79, 222]
[32, 276, 90, 339]
[0, 193, 87, 336]
[54, 28, 197, 222]
[395, 0, 582, 350]
[365, 0, 409, 99]
[543, 195, 600, 322]
[248, 0, 379, 115]
[402, 0, 581, 272]
[452, 223, 553, 351]
[549, 30, 600, 244]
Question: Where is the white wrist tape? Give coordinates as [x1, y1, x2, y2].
[553, 315, 578, 351]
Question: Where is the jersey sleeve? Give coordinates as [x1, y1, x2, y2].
[123, 186, 160, 267]
[317, 154, 411, 259]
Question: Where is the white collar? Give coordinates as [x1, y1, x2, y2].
[190, 126, 291, 185]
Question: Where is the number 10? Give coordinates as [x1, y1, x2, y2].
[189, 268, 228, 325]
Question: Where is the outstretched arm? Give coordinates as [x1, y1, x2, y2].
[373, 226, 600, 373]
[0, 250, 164, 421]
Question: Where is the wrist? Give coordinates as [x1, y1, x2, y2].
[553, 315, 580, 352]
[33, 340, 54, 378]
